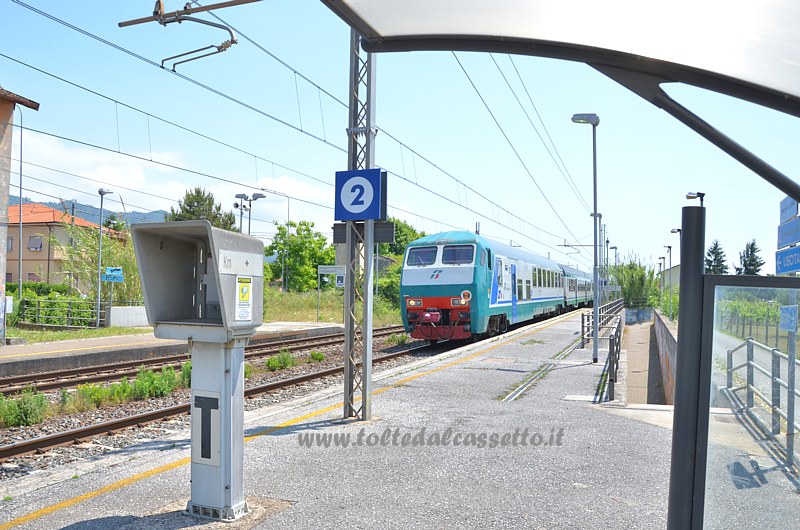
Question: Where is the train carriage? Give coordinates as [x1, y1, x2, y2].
[400, 231, 576, 342]
[560, 264, 594, 309]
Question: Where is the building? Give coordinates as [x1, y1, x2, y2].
[6, 203, 99, 285]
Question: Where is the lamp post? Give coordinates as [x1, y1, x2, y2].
[259, 188, 291, 292]
[686, 191, 705, 207]
[665, 245, 673, 319]
[16, 107, 23, 301]
[233, 195, 248, 233]
[609, 245, 618, 297]
[96, 188, 113, 328]
[610, 246, 618, 267]
[234, 193, 265, 235]
[572, 112, 600, 363]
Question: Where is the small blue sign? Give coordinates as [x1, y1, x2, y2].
[780, 305, 798, 332]
[776, 246, 800, 275]
[778, 216, 800, 249]
[101, 273, 125, 283]
[334, 168, 386, 221]
[781, 196, 798, 225]
[105, 267, 123, 275]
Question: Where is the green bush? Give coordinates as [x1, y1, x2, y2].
[132, 366, 178, 399]
[385, 333, 408, 346]
[180, 361, 192, 388]
[244, 363, 253, 379]
[266, 349, 296, 371]
[0, 389, 49, 427]
[309, 351, 325, 363]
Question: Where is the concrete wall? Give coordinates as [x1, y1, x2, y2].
[654, 311, 678, 405]
[109, 305, 149, 327]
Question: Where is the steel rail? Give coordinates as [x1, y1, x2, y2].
[0, 343, 429, 461]
[0, 325, 405, 395]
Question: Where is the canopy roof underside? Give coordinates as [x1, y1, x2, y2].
[322, 0, 800, 118]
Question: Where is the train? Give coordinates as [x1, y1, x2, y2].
[400, 231, 593, 342]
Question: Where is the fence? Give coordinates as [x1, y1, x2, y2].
[606, 316, 623, 401]
[580, 297, 624, 348]
[17, 299, 145, 328]
[726, 337, 797, 466]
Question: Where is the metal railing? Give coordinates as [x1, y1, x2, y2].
[726, 337, 797, 466]
[606, 316, 623, 401]
[580, 297, 624, 348]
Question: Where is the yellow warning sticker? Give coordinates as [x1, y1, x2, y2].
[236, 276, 253, 321]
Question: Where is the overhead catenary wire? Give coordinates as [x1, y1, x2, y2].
[8, 3, 592, 266]
[453, 51, 582, 246]
[491, 54, 591, 214]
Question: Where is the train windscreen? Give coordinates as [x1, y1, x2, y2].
[407, 246, 437, 266]
[442, 245, 474, 265]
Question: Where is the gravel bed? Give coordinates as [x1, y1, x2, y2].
[0, 337, 436, 481]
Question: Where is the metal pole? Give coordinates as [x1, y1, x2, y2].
[247, 200, 252, 235]
[788, 289, 796, 464]
[284, 199, 289, 292]
[668, 246, 673, 319]
[17, 107, 22, 303]
[591, 123, 599, 363]
[666, 205, 705, 530]
[95, 193, 105, 328]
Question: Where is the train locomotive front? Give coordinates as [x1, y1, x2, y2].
[400, 232, 486, 342]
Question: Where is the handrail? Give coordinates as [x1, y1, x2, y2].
[606, 315, 623, 401]
[726, 337, 798, 466]
[580, 297, 624, 348]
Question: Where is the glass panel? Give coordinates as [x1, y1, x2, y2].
[516, 278, 523, 301]
[406, 246, 437, 266]
[6, 236, 11, 252]
[704, 283, 800, 527]
[442, 244, 474, 264]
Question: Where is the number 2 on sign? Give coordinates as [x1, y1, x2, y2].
[350, 184, 365, 206]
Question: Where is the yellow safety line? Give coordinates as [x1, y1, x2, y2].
[0, 340, 176, 360]
[0, 314, 574, 528]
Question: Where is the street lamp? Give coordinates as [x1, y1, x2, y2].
[686, 191, 705, 207]
[665, 245, 673, 319]
[572, 112, 600, 363]
[233, 193, 265, 235]
[658, 256, 666, 293]
[671, 227, 682, 246]
[96, 188, 113, 328]
[609, 246, 618, 267]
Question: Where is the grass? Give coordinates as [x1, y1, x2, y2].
[263, 287, 401, 327]
[6, 326, 153, 344]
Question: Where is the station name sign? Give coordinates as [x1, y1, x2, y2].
[777, 195, 800, 275]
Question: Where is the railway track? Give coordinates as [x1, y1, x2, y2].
[0, 342, 431, 462]
[0, 325, 406, 396]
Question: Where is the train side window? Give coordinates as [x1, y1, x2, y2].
[497, 259, 503, 285]
[517, 278, 524, 301]
[480, 249, 486, 266]
[406, 246, 437, 266]
[525, 280, 531, 299]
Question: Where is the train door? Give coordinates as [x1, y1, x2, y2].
[510, 263, 517, 323]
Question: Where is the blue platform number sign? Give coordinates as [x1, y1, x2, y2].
[780, 305, 798, 332]
[334, 168, 386, 221]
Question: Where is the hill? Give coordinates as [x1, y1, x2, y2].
[9, 196, 165, 227]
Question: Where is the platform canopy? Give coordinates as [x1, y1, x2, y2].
[321, 0, 800, 118]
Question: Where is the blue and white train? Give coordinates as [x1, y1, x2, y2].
[400, 231, 593, 342]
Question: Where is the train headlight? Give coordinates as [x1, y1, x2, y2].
[460, 290, 472, 301]
[451, 297, 469, 306]
[407, 299, 423, 307]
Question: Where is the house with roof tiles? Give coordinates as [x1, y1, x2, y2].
[6, 203, 105, 287]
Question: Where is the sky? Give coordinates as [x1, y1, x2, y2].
[2, 0, 799, 276]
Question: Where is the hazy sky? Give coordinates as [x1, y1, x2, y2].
[2, 0, 798, 275]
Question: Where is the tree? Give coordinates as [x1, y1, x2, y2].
[609, 260, 660, 309]
[705, 240, 729, 274]
[735, 239, 765, 275]
[51, 223, 142, 303]
[378, 217, 426, 257]
[104, 212, 125, 231]
[265, 220, 335, 292]
[165, 187, 237, 231]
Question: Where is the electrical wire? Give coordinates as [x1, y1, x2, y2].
[453, 51, 581, 246]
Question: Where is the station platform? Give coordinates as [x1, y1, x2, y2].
[0, 313, 793, 528]
[0, 312, 675, 529]
[0, 322, 344, 377]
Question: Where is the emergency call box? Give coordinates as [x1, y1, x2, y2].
[131, 221, 264, 342]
